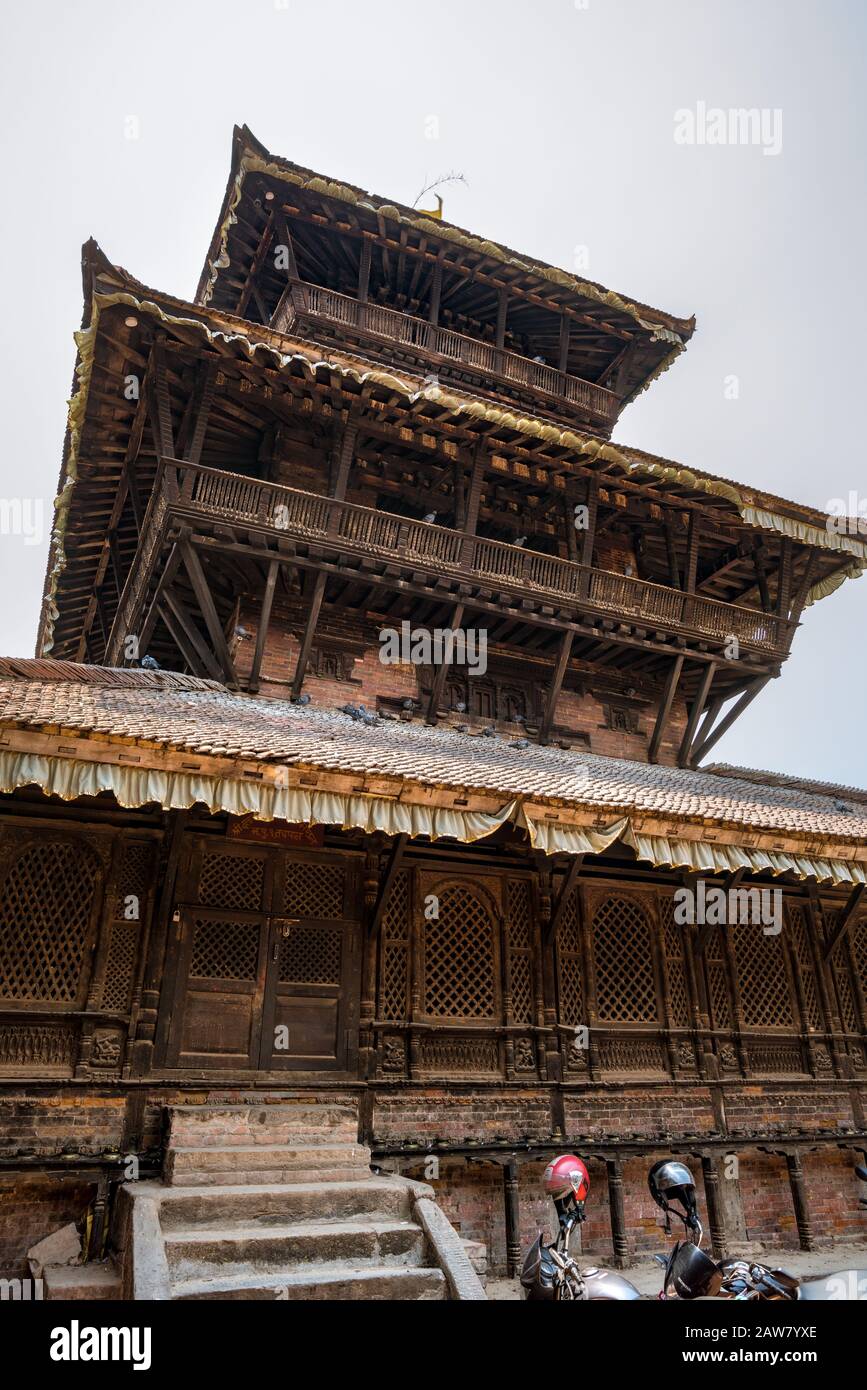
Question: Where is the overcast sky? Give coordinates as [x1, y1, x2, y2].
[1, 0, 865, 786]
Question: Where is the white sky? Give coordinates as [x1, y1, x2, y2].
[0, 0, 865, 786]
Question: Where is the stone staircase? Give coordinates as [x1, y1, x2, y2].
[117, 1101, 484, 1301]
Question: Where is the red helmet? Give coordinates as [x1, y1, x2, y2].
[543, 1154, 590, 1203]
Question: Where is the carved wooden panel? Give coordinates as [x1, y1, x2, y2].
[417, 1035, 499, 1074]
[277, 925, 342, 985]
[731, 922, 794, 1028]
[659, 894, 690, 1027]
[0, 1020, 76, 1071]
[198, 847, 265, 912]
[506, 879, 534, 1025]
[379, 869, 410, 1023]
[0, 838, 102, 1005]
[786, 903, 821, 1030]
[99, 840, 156, 1013]
[190, 917, 260, 981]
[556, 887, 584, 1026]
[704, 926, 733, 1028]
[591, 893, 659, 1024]
[422, 883, 497, 1020]
[282, 860, 345, 919]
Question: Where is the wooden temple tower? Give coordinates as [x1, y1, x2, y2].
[0, 126, 865, 1285]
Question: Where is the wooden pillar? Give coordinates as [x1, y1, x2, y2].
[786, 1151, 815, 1251]
[426, 603, 465, 725]
[429, 260, 443, 328]
[503, 1158, 522, 1278]
[558, 315, 571, 390]
[678, 661, 716, 768]
[682, 512, 700, 626]
[578, 477, 599, 597]
[459, 447, 486, 566]
[130, 811, 188, 1075]
[701, 1155, 728, 1260]
[606, 1158, 630, 1268]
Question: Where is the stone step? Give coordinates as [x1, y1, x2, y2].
[165, 1217, 425, 1280]
[43, 1263, 122, 1302]
[167, 1104, 359, 1151]
[158, 1179, 414, 1229]
[165, 1142, 372, 1186]
[173, 1263, 447, 1301]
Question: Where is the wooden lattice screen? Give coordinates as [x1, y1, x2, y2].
[379, 869, 410, 1023]
[730, 922, 794, 1027]
[199, 848, 265, 912]
[98, 840, 155, 1012]
[282, 861, 345, 919]
[556, 887, 584, 1026]
[658, 895, 691, 1027]
[592, 895, 659, 1023]
[0, 838, 102, 1005]
[506, 879, 534, 1024]
[786, 903, 822, 1030]
[423, 884, 496, 1020]
[278, 926, 342, 985]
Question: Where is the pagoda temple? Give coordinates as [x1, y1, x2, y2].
[0, 125, 865, 1295]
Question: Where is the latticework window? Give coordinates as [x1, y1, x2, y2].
[506, 879, 534, 1024]
[704, 927, 732, 1028]
[190, 917, 260, 980]
[100, 840, 155, 1013]
[853, 920, 867, 998]
[423, 885, 496, 1020]
[731, 922, 794, 1027]
[199, 850, 265, 912]
[0, 839, 101, 1003]
[379, 870, 410, 1023]
[556, 888, 584, 1026]
[786, 904, 821, 1030]
[824, 909, 860, 1032]
[592, 895, 659, 1023]
[282, 860, 345, 919]
[659, 895, 691, 1027]
[278, 926, 341, 985]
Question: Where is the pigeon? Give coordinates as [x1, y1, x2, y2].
[513, 739, 530, 750]
[422, 512, 438, 524]
[455, 701, 467, 714]
[515, 537, 527, 548]
[293, 694, 311, 707]
[402, 698, 416, 711]
[482, 726, 497, 738]
[140, 655, 160, 670]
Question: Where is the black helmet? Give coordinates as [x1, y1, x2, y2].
[648, 1159, 701, 1239]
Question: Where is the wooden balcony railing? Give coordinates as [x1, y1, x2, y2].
[274, 280, 618, 424]
[151, 462, 789, 655]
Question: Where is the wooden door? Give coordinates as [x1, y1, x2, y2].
[259, 915, 359, 1071]
[164, 840, 272, 1070]
[163, 839, 360, 1074]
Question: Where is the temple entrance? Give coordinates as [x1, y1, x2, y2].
[162, 839, 360, 1073]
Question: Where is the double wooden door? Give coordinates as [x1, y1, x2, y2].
[162, 840, 360, 1073]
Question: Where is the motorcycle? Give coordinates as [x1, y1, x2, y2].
[651, 1158, 867, 1301]
[521, 1154, 642, 1301]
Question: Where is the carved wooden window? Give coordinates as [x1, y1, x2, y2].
[823, 907, 860, 1033]
[199, 848, 265, 912]
[659, 895, 691, 1027]
[556, 887, 584, 1026]
[379, 870, 410, 1023]
[730, 922, 794, 1028]
[786, 903, 821, 1030]
[853, 919, 867, 1009]
[423, 884, 496, 1020]
[278, 926, 342, 985]
[190, 917, 260, 981]
[282, 860, 345, 919]
[506, 879, 534, 1025]
[0, 838, 102, 1005]
[703, 926, 733, 1029]
[98, 840, 155, 1012]
[592, 895, 659, 1023]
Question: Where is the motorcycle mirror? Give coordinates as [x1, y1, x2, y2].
[856, 1165, 867, 1183]
[653, 1254, 669, 1267]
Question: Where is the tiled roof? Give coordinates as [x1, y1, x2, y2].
[0, 662, 865, 845]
